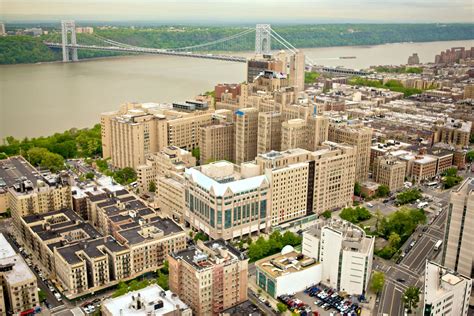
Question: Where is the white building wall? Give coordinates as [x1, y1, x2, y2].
[275, 264, 322, 297]
[320, 228, 342, 289]
[302, 231, 320, 260]
[424, 262, 471, 316]
[340, 251, 368, 295]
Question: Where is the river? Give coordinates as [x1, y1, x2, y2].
[1, 39, 473, 139]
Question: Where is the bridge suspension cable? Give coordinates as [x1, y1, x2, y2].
[270, 27, 315, 66]
[170, 28, 254, 51]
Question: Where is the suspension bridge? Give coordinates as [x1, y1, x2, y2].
[44, 21, 314, 65]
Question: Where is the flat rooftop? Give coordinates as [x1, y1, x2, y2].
[172, 239, 245, 271]
[102, 284, 189, 315]
[256, 250, 318, 279]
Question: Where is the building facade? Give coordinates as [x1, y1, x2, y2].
[423, 261, 471, 316]
[168, 240, 248, 316]
[184, 161, 270, 240]
[235, 108, 259, 164]
[443, 178, 474, 279]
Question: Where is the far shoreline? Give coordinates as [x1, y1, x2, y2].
[1, 38, 473, 67]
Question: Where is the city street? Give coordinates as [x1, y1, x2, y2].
[375, 207, 447, 316]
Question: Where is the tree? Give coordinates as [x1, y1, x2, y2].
[191, 147, 200, 161]
[396, 189, 422, 205]
[113, 167, 137, 185]
[149, 180, 157, 193]
[370, 271, 385, 294]
[85, 172, 95, 180]
[403, 286, 420, 314]
[467, 151, 474, 162]
[354, 182, 362, 197]
[376, 184, 390, 197]
[388, 232, 401, 248]
[277, 302, 288, 313]
[321, 210, 332, 219]
[339, 206, 372, 224]
[156, 271, 169, 290]
[442, 167, 458, 177]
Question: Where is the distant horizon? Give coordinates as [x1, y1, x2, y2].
[1, 0, 473, 24]
[2, 18, 474, 26]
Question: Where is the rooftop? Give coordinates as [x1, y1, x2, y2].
[102, 284, 189, 316]
[185, 162, 268, 197]
[255, 250, 318, 279]
[171, 239, 246, 271]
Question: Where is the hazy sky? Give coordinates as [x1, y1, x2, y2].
[1, 0, 473, 23]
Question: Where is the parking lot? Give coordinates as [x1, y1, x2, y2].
[278, 284, 362, 316]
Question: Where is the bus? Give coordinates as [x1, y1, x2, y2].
[426, 181, 438, 187]
[434, 240, 443, 251]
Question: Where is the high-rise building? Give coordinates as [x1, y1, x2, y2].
[423, 261, 471, 316]
[407, 53, 420, 65]
[307, 114, 329, 150]
[101, 103, 212, 169]
[235, 108, 259, 164]
[328, 123, 372, 182]
[302, 219, 374, 295]
[246, 55, 284, 83]
[256, 148, 312, 225]
[289, 51, 305, 92]
[199, 123, 235, 163]
[0, 23, 5, 36]
[281, 119, 307, 151]
[443, 178, 474, 279]
[311, 142, 356, 214]
[136, 146, 196, 194]
[168, 239, 248, 316]
[373, 155, 406, 192]
[184, 161, 270, 240]
[255, 142, 356, 222]
[432, 119, 471, 148]
[257, 112, 282, 154]
[0, 234, 39, 315]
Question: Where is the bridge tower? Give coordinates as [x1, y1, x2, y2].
[61, 20, 78, 62]
[255, 24, 271, 55]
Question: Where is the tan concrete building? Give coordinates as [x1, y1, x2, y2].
[136, 146, 195, 194]
[199, 123, 235, 163]
[101, 103, 212, 169]
[0, 234, 39, 315]
[307, 115, 329, 150]
[281, 119, 307, 151]
[433, 119, 472, 148]
[1, 156, 73, 230]
[235, 108, 259, 164]
[289, 51, 305, 92]
[328, 123, 372, 182]
[184, 161, 270, 240]
[312, 142, 356, 214]
[256, 148, 312, 225]
[443, 178, 474, 279]
[17, 190, 186, 298]
[257, 112, 282, 154]
[157, 174, 186, 223]
[255, 143, 356, 223]
[168, 239, 248, 316]
[373, 156, 407, 192]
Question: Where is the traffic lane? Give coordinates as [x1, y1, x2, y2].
[390, 286, 404, 316]
[248, 290, 277, 316]
[403, 236, 435, 270]
[380, 281, 395, 315]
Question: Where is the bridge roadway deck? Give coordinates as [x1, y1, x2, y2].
[45, 42, 248, 63]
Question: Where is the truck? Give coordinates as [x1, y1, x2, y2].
[434, 240, 443, 251]
[417, 202, 429, 209]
